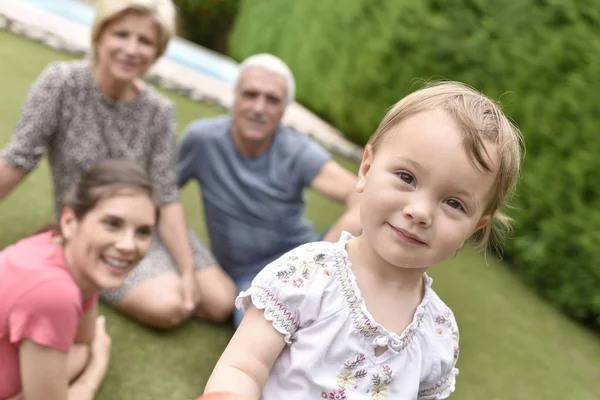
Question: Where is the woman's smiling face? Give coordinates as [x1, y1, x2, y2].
[61, 190, 156, 292]
[94, 10, 159, 83]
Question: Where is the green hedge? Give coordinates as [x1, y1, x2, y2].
[229, 0, 600, 329]
[174, 0, 239, 53]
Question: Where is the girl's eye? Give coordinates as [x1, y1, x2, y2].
[445, 198, 465, 212]
[397, 171, 415, 186]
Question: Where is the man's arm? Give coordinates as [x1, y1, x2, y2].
[310, 160, 362, 241]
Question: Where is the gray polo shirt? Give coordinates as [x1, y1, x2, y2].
[178, 116, 331, 279]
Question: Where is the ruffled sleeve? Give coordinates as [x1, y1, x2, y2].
[235, 242, 337, 344]
[418, 304, 460, 399]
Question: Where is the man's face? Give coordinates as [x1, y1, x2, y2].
[231, 67, 288, 154]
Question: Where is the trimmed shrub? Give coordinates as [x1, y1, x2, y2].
[174, 0, 240, 53]
[229, 0, 600, 329]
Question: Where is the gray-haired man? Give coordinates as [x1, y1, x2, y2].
[178, 54, 361, 327]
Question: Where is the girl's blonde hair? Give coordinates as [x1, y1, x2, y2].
[368, 82, 523, 251]
[91, 0, 176, 58]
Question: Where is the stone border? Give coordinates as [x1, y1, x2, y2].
[0, 10, 363, 162]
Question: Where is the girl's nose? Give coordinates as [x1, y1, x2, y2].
[403, 199, 433, 227]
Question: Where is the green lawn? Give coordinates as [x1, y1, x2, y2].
[1, 31, 599, 400]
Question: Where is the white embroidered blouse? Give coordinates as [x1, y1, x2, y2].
[236, 233, 460, 400]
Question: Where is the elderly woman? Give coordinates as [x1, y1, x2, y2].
[0, 0, 235, 329]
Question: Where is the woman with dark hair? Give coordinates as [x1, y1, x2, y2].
[0, 160, 159, 400]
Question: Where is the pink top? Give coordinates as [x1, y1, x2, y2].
[0, 232, 99, 399]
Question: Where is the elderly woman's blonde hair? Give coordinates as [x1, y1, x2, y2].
[91, 0, 176, 58]
[368, 82, 523, 252]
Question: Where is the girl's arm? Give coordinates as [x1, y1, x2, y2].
[204, 305, 287, 398]
[19, 340, 70, 400]
[18, 316, 111, 400]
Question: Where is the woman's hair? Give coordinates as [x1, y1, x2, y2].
[236, 54, 296, 105]
[34, 160, 159, 235]
[368, 81, 524, 251]
[91, 0, 176, 58]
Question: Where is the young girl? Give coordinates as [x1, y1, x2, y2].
[202, 82, 523, 399]
[0, 160, 159, 400]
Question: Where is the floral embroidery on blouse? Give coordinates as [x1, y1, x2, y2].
[337, 353, 367, 389]
[434, 308, 460, 365]
[325, 353, 395, 399]
[327, 388, 347, 399]
[370, 364, 394, 399]
[276, 251, 330, 287]
[435, 309, 459, 341]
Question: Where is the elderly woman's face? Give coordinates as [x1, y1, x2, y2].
[95, 11, 159, 83]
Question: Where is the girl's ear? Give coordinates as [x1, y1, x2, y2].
[59, 206, 79, 241]
[356, 145, 374, 193]
[474, 215, 491, 233]
[458, 215, 492, 250]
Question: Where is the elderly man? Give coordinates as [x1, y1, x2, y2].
[177, 54, 361, 327]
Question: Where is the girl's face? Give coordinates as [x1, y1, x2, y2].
[61, 191, 156, 294]
[356, 109, 496, 270]
[94, 11, 159, 84]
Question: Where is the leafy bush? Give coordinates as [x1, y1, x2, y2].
[174, 0, 240, 53]
[229, 0, 600, 329]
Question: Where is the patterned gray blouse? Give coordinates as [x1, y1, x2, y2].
[2, 60, 179, 213]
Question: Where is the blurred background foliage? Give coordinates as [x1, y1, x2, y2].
[173, 0, 240, 53]
[176, 0, 600, 331]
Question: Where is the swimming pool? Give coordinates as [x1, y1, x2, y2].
[20, 0, 239, 84]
